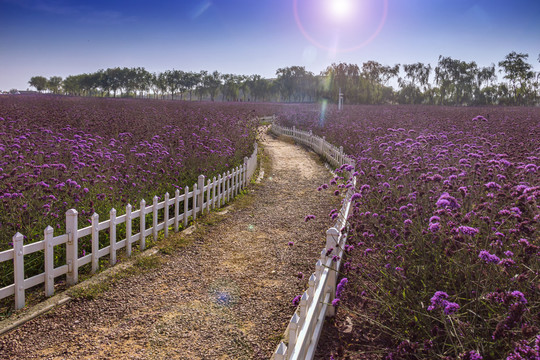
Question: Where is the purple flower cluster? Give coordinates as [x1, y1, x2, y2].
[478, 250, 500, 264]
[427, 291, 460, 315]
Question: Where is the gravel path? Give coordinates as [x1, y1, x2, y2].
[0, 131, 339, 360]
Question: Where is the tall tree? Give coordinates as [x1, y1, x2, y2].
[435, 56, 478, 105]
[203, 71, 221, 101]
[322, 63, 361, 103]
[47, 76, 63, 94]
[28, 76, 48, 92]
[498, 51, 535, 105]
[399, 63, 431, 104]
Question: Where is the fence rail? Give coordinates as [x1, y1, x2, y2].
[1, 143, 259, 309]
[270, 123, 356, 360]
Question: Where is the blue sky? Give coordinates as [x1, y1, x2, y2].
[0, 0, 539, 90]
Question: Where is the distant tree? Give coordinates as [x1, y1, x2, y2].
[361, 61, 399, 104]
[47, 76, 63, 94]
[63, 75, 83, 95]
[473, 65, 497, 105]
[322, 63, 361, 103]
[435, 56, 478, 105]
[28, 76, 48, 92]
[153, 72, 169, 99]
[275, 66, 298, 102]
[238, 75, 250, 101]
[162, 69, 184, 99]
[203, 71, 221, 101]
[183, 71, 201, 101]
[221, 74, 241, 101]
[498, 51, 535, 105]
[399, 63, 431, 104]
[195, 71, 208, 100]
[246, 75, 270, 102]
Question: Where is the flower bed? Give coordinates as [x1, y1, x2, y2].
[278, 104, 539, 360]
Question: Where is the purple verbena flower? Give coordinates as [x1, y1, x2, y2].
[479, 250, 500, 264]
[457, 226, 479, 236]
[336, 278, 348, 298]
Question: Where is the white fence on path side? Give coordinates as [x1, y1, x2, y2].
[0, 143, 259, 310]
[270, 122, 357, 360]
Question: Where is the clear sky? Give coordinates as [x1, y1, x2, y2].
[1, 0, 539, 91]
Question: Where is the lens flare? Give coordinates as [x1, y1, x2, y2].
[327, 0, 354, 20]
[319, 99, 328, 127]
[293, 0, 389, 53]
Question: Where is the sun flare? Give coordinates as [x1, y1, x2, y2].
[327, 0, 355, 21]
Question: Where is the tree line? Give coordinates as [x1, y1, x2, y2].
[28, 51, 540, 106]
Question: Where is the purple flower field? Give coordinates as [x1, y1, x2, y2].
[0, 96, 262, 289]
[277, 105, 539, 359]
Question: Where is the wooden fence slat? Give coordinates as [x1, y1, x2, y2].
[152, 196, 158, 241]
[65, 209, 78, 286]
[243, 157, 248, 188]
[274, 342, 287, 360]
[288, 313, 300, 358]
[217, 175, 222, 207]
[164, 192, 170, 238]
[110, 208, 117, 265]
[91, 213, 99, 273]
[44, 226, 54, 297]
[184, 186, 189, 227]
[212, 176, 217, 209]
[192, 184, 198, 221]
[174, 189, 180, 232]
[226, 170, 231, 202]
[126, 204, 132, 257]
[140, 199, 146, 250]
[198, 175, 205, 215]
[13, 233, 25, 309]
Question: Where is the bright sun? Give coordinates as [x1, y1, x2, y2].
[327, 0, 355, 21]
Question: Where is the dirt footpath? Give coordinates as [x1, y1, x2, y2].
[0, 131, 339, 360]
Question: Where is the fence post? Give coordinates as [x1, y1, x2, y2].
[174, 189, 180, 232]
[325, 227, 340, 317]
[243, 157, 248, 188]
[140, 199, 146, 250]
[110, 208, 117, 265]
[198, 175, 205, 214]
[164, 192, 170, 238]
[152, 196, 158, 241]
[44, 226, 54, 297]
[226, 170, 231, 202]
[275, 342, 287, 360]
[315, 259, 323, 278]
[184, 186, 189, 227]
[212, 176, 217, 209]
[192, 183, 198, 221]
[206, 179, 211, 213]
[233, 167, 238, 196]
[13, 232, 25, 309]
[91, 213, 99, 273]
[308, 273, 316, 299]
[288, 313, 300, 358]
[66, 209, 78, 286]
[322, 136, 326, 158]
[299, 291, 308, 330]
[217, 175, 222, 208]
[126, 204, 132, 257]
[339, 146, 344, 166]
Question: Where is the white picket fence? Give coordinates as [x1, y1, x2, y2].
[0, 143, 259, 310]
[270, 123, 357, 360]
